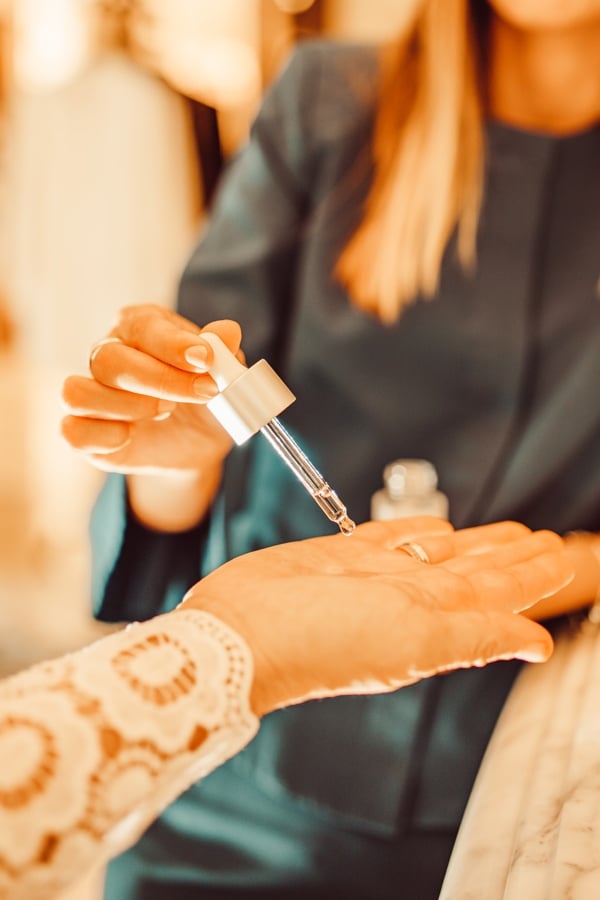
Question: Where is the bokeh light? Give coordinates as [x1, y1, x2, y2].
[13, 0, 95, 92]
[273, 0, 316, 12]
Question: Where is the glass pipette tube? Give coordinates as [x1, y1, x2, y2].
[260, 417, 356, 535]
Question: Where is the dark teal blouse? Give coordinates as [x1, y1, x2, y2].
[93, 40, 600, 835]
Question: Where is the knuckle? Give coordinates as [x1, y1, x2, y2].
[61, 375, 80, 409]
[105, 421, 132, 450]
[120, 303, 156, 319]
[536, 529, 563, 549]
[504, 520, 531, 536]
[157, 367, 179, 398]
[121, 303, 164, 346]
[61, 374, 98, 411]
[112, 305, 136, 331]
[89, 343, 118, 381]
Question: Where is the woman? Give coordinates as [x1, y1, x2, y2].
[61, 0, 600, 896]
[0, 519, 570, 898]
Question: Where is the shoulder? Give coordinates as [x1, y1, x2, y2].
[280, 38, 381, 97]
[258, 39, 381, 144]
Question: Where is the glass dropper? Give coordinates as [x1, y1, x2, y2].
[260, 418, 356, 535]
[201, 332, 356, 536]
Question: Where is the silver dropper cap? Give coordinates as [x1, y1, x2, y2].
[202, 333, 295, 445]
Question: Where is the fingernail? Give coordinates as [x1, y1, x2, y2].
[184, 343, 209, 368]
[193, 376, 219, 399]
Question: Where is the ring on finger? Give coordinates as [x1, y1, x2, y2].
[89, 336, 124, 369]
[396, 541, 432, 564]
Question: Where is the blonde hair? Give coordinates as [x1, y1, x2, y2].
[336, 0, 486, 323]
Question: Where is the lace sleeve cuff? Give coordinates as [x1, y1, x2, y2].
[0, 609, 259, 899]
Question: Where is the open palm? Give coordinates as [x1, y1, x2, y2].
[182, 518, 571, 715]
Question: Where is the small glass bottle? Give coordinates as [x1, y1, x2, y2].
[370, 459, 449, 521]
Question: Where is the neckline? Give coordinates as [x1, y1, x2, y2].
[487, 116, 600, 145]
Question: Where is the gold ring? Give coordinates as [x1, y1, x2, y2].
[396, 541, 431, 564]
[89, 336, 123, 368]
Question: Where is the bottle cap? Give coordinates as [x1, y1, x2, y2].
[383, 459, 438, 499]
[202, 333, 295, 444]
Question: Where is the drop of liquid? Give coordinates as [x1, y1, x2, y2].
[338, 515, 356, 536]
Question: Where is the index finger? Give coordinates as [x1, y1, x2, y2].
[109, 305, 242, 373]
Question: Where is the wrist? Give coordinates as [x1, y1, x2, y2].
[177, 582, 279, 718]
[127, 467, 223, 532]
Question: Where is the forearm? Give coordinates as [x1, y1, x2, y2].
[0, 610, 259, 899]
[525, 531, 600, 621]
[127, 464, 224, 533]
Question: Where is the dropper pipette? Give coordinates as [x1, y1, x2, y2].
[200, 333, 355, 536]
[260, 417, 355, 535]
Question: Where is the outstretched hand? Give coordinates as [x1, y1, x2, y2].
[179, 518, 572, 716]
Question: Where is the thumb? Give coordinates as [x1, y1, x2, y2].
[200, 320, 243, 356]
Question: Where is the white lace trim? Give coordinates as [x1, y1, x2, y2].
[0, 610, 259, 899]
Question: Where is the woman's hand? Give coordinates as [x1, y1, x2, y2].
[179, 518, 573, 716]
[61, 304, 240, 476]
[61, 305, 246, 531]
[525, 529, 600, 620]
